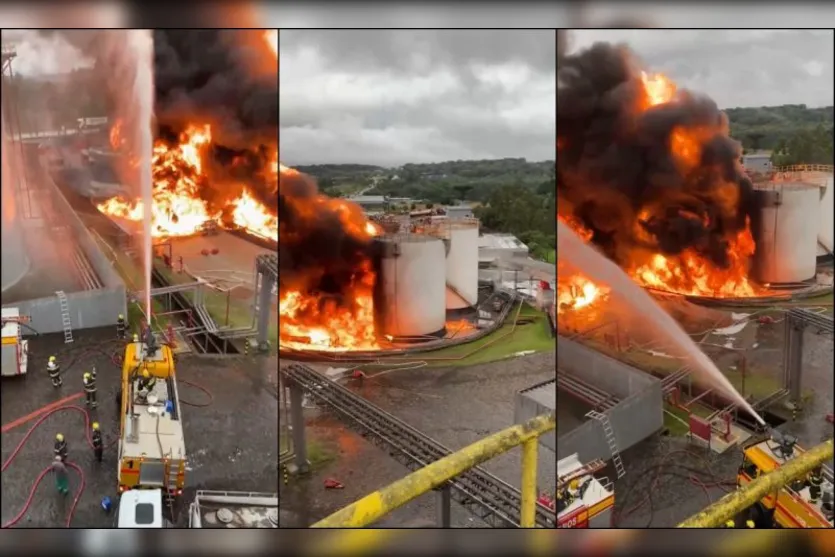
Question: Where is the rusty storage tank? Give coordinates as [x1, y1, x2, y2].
[373, 234, 447, 338]
[751, 183, 819, 284]
[1, 117, 31, 294]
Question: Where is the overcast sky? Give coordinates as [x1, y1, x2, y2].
[279, 30, 556, 167]
[567, 29, 834, 109]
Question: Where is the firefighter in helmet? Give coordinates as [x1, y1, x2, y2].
[54, 433, 68, 461]
[809, 466, 824, 503]
[91, 422, 103, 463]
[116, 313, 126, 339]
[47, 356, 62, 388]
[137, 369, 157, 402]
[83, 372, 98, 409]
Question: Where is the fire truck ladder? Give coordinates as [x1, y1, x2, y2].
[282, 364, 556, 528]
[557, 459, 606, 490]
[585, 410, 625, 479]
[55, 290, 74, 344]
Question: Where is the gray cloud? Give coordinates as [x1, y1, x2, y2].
[279, 30, 556, 167]
[567, 29, 833, 109]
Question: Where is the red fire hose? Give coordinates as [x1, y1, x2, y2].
[1, 405, 115, 528]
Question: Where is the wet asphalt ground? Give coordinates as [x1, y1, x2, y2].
[279, 352, 556, 527]
[1, 327, 278, 528]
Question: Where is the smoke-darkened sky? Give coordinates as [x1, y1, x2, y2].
[279, 30, 556, 167]
[567, 30, 834, 109]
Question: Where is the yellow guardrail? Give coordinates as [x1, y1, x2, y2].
[678, 438, 833, 528]
[311, 413, 556, 529]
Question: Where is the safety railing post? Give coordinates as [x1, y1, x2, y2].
[435, 483, 451, 528]
[520, 438, 538, 528]
[289, 382, 310, 473]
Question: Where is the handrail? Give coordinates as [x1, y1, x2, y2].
[678, 438, 833, 527]
[771, 164, 833, 175]
[311, 413, 556, 528]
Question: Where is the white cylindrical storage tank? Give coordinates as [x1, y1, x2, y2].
[1, 117, 31, 294]
[752, 183, 818, 285]
[817, 175, 834, 261]
[444, 220, 479, 310]
[374, 234, 447, 338]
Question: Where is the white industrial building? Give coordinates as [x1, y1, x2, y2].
[478, 233, 529, 259]
[347, 195, 388, 212]
[443, 205, 475, 219]
[742, 153, 773, 175]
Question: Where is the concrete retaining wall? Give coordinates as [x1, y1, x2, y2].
[557, 337, 664, 464]
[14, 287, 126, 335]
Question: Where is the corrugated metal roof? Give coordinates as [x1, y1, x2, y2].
[349, 195, 386, 204]
[478, 233, 528, 251]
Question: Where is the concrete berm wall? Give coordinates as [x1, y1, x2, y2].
[557, 337, 664, 464]
[3, 162, 126, 334]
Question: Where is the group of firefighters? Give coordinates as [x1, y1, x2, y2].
[47, 357, 98, 408]
[47, 314, 128, 496]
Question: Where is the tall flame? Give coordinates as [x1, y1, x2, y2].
[97, 123, 278, 241]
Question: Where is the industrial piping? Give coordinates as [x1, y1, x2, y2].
[678, 438, 833, 527]
[310, 412, 555, 528]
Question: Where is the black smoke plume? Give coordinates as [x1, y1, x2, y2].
[278, 170, 375, 307]
[557, 41, 755, 269]
[153, 29, 277, 150]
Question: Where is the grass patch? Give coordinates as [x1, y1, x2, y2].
[422, 305, 554, 367]
[664, 405, 691, 436]
[307, 440, 337, 469]
[723, 366, 782, 401]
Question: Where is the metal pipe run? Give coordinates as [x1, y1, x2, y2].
[678, 439, 833, 527]
[311, 413, 555, 528]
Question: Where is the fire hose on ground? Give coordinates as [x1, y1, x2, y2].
[2, 382, 213, 527]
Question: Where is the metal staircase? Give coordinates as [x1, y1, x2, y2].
[55, 290, 73, 344]
[585, 410, 625, 479]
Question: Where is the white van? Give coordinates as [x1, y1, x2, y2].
[117, 489, 167, 528]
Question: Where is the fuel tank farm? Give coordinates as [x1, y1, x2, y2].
[556, 336, 664, 466]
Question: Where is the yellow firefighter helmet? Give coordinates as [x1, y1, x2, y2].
[56, 433, 64, 442]
[49, 356, 56, 363]
[142, 369, 150, 378]
[92, 422, 100, 430]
